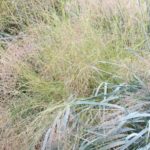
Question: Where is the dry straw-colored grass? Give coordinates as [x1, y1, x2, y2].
[1, 0, 150, 149]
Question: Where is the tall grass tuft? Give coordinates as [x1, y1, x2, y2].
[1, 0, 150, 149]
[41, 82, 150, 150]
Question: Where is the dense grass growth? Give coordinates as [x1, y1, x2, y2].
[41, 82, 150, 149]
[1, 0, 150, 150]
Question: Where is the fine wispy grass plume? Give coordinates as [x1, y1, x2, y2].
[1, 0, 150, 150]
